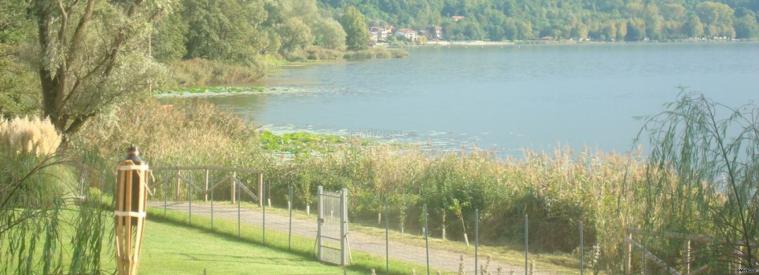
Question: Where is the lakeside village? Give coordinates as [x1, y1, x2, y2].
[373, 15, 737, 46]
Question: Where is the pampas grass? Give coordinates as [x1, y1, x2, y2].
[0, 116, 61, 156]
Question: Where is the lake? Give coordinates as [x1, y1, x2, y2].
[201, 43, 759, 155]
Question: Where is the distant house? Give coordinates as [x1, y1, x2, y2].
[451, 16, 465, 22]
[369, 25, 393, 42]
[396, 28, 417, 41]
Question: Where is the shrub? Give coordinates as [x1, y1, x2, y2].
[165, 59, 265, 89]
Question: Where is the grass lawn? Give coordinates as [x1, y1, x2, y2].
[140, 220, 348, 274]
[147, 208, 427, 275]
[191, 201, 579, 273]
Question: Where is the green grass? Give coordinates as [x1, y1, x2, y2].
[140, 220, 345, 274]
[204, 202, 579, 273]
[147, 207, 429, 274]
[176, 201, 580, 273]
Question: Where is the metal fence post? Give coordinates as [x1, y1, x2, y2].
[163, 180, 167, 215]
[204, 169, 209, 202]
[580, 221, 584, 275]
[231, 172, 237, 204]
[211, 188, 214, 230]
[385, 199, 389, 274]
[188, 176, 192, 225]
[258, 173, 263, 207]
[475, 209, 479, 275]
[263, 176, 266, 244]
[524, 214, 528, 275]
[340, 188, 347, 266]
[237, 179, 241, 238]
[176, 170, 181, 201]
[424, 204, 430, 275]
[288, 183, 293, 250]
[317, 186, 323, 261]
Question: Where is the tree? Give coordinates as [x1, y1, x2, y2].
[279, 18, 314, 56]
[697, 1, 736, 38]
[340, 6, 369, 50]
[152, 13, 188, 62]
[603, 21, 617, 41]
[734, 13, 759, 38]
[313, 18, 347, 50]
[29, 0, 171, 138]
[626, 18, 647, 41]
[684, 14, 705, 38]
[616, 21, 628, 41]
[183, 0, 267, 64]
[639, 94, 759, 270]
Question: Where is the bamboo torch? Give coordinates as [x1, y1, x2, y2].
[115, 158, 150, 275]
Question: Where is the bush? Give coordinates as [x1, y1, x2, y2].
[165, 59, 265, 89]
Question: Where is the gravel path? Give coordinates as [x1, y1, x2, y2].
[149, 201, 527, 274]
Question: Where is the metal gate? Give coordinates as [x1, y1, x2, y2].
[316, 186, 349, 266]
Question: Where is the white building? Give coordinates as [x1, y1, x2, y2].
[369, 26, 393, 42]
[396, 28, 417, 41]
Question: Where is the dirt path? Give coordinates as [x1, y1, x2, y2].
[149, 201, 527, 274]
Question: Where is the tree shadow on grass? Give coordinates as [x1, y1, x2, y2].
[147, 214, 375, 274]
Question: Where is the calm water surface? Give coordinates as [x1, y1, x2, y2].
[203, 43, 759, 154]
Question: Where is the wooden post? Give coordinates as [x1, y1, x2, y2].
[204, 169, 209, 202]
[258, 173, 263, 207]
[115, 160, 149, 275]
[230, 172, 236, 204]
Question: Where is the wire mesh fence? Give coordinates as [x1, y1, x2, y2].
[144, 168, 598, 274]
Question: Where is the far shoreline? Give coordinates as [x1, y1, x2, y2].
[416, 38, 758, 48]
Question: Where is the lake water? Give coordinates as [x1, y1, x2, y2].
[202, 43, 759, 154]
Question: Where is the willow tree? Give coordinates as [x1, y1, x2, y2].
[30, 0, 172, 138]
[638, 93, 758, 270]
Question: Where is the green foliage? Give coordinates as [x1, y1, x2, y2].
[279, 18, 315, 60]
[182, 0, 267, 65]
[697, 1, 737, 38]
[151, 13, 188, 62]
[684, 14, 706, 38]
[320, 0, 758, 41]
[165, 58, 265, 89]
[313, 18, 348, 50]
[259, 130, 354, 154]
[340, 6, 370, 50]
[638, 92, 759, 269]
[734, 12, 759, 38]
[0, 46, 39, 118]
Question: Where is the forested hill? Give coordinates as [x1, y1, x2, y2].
[319, 0, 759, 41]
